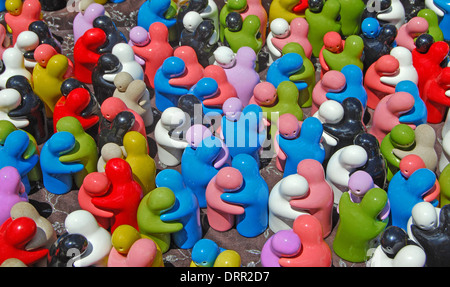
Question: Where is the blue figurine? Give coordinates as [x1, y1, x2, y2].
[191, 238, 226, 267]
[361, 17, 382, 39]
[326, 64, 368, 109]
[220, 154, 269, 238]
[155, 169, 202, 249]
[221, 104, 266, 164]
[396, 80, 427, 126]
[188, 77, 222, 116]
[154, 56, 190, 113]
[40, 132, 85, 195]
[388, 168, 436, 231]
[137, 0, 177, 31]
[434, 0, 450, 41]
[266, 52, 308, 93]
[0, 130, 38, 194]
[0, 0, 5, 12]
[278, 116, 325, 178]
[181, 135, 223, 208]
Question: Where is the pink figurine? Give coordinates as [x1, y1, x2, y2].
[0, 166, 27, 226]
[131, 23, 173, 89]
[278, 214, 332, 267]
[369, 91, 416, 143]
[73, 3, 106, 43]
[311, 70, 346, 114]
[261, 229, 301, 267]
[78, 171, 113, 231]
[202, 64, 238, 109]
[107, 236, 158, 267]
[5, 0, 42, 45]
[271, 18, 311, 59]
[169, 45, 204, 89]
[290, 159, 334, 238]
[34, 44, 73, 79]
[0, 24, 11, 60]
[274, 113, 302, 172]
[364, 55, 400, 109]
[395, 17, 429, 51]
[205, 166, 245, 232]
[241, 0, 268, 45]
[319, 31, 345, 76]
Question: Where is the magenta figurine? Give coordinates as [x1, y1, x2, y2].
[0, 166, 27, 226]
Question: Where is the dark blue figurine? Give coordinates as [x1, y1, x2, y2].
[0, 0, 5, 12]
[396, 80, 427, 126]
[137, 0, 177, 31]
[154, 56, 189, 112]
[40, 131, 84, 195]
[266, 52, 308, 93]
[47, 232, 88, 267]
[388, 167, 436, 231]
[278, 116, 325, 178]
[188, 77, 222, 115]
[93, 15, 127, 54]
[221, 104, 266, 164]
[220, 154, 269, 238]
[181, 135, 223, 208]
[155, 168, 202, 249]
[434, 0, 450, 41]
[0, 130, 38, 194]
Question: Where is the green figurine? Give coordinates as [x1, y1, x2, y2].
[333, 187, 388, 263]
[219, 0, 247, 42]
[439, 164, 450, 207]
[137, 187, 183, 253]
[337, 0, 365, 37]
[322, 34, 364, 71]
[380, 124, 416, 182]
[224, 14, 262, 55]
[305, 0, 341, 58]
[55, 116, 98, 189]
[282, 42, 316, 108]
[417, 9, 444, 42]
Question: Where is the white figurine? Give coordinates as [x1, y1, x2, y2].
[313, 99, 344, 159]
[267, 18, 290, 64]
[326, 145, 368, 204]
[425, 0, 444, 17]
[407, 201, 440, 245]
[0, 88, 29, 128]
[64, 210, 112, 267]
[213, 46, 236, 68]
[0, 48, 31, 89]
[103, 43, 144, 83]
[377, 0, 406, 30]
[380, 46, 418, 86]
[268, 174, 309, 233]
[154, 107, 189, 167]
[200, 0, 220, 45]
[96, 142, 125, 173]
[183, 11, 204, 35]
[14, 31, 39, 70]
[368, 243, 426, 267]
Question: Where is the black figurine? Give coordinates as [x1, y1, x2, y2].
[39, 0, 67, 11]
[47, 233, 89, 267]
[6, 75, 49, 145]
[415, 33, 435, 54]
[180, 19, 218, 67]
[361, 22, 397, 73]
[400, 0, 425, 21]
[308, 0, 324, 13]
[28, 20, 63, 53]
[176, 0, 209, 40]
[97, 110, 135, 151]
[379, 226, 409, 259]
[91, 53, 122, 106]
[61, 77, 101, 119]
[93, 15, 127, 54]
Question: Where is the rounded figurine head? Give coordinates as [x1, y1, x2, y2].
[49, 233, 88, 266]
[340, 145, 368, 169]
[361, 17, 381, 39]
[308, 0, 324, 12]
[213, 250, 241, 267]
[321, 70, 346, 92]
[399, 154, 425, 178]
[415, 33, 434, 53]
[56, 116, 85, 135]
[6, 217, 37, 248]
[271, 230, 301, 257]
[144, 187, 176, 212]
[160, 107, 186, 130]
[379, 24, 397, 45]
[161, 56, 186, 78]
[317, 100, 344, 124]
[33, 44, 58, 67]
[0, 88, 21, 112]
[392, 245, 426, 267]
[270, 18, 290, 38]
[406, 17, 429, 37]
[123, 131, 148, 155]
[114, 72, 133, 93]
[101, 97, 128, 122]
[348, 170, 374, 198]
[15, 31, 39, 53]
[195, 19, 216, 41]
[47, 131, 76, 155]
[192, 77, 218, 100]
[226, 12, 243, 32]
[129, 26, 149, 46]
[380, 226, 409, 258]
[277, 113, 300, 139]
[111, 224, 141, 255]
[0, 166, 24, 196]
[82, 172, 110, 197]
[226, 0, 247, 11]
[100, 142, 123, 162]
[183, 11, 203, 33]
[390, 124, 415, 149]
[375, 55, 399, 75]
[105, 158, 134, 185]
[5, 130, 31, 158]
[253, 81, 277, 106]
[82, 28, 107, 50]
[214, 46, 235, 68]
[185, 124, 212, 148]
[215, 167, 243, 192]
[192, 239, 221, 267]
[6, 0, 22, 15]
[279, 174, 309, 199]
[65, 209, 100, 236]
[390, 46, 413, 66]
[223, 97, 243, 121]
[323, 31, 343, 53]
[112, 43, 135, 63]
[2, 48, 25, 70]
[93, 15, 118, 33]
[411, 201, 438, 231]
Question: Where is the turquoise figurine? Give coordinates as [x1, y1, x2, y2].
[137, 0, 177, 31]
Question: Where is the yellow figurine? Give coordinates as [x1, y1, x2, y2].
[269, 0, 308, 23]
[213, 250, 242, 267]
[123, 131, 156, 196]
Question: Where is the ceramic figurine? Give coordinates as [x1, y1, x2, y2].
[376, 0, 406, 29]
[96, 136, 123, 169]
[32, 43, 70, 77]
[261, 229, 301, 267]
[104, 43, 144, 82]
[73, 27, 107, 84]
[47, 233, 88, 267]
[268, 174, 309, 233]
[5, 0, 42, 45]
[93, 15, 126, 54]
[0, 88, 29, 129]
[224, 14, 262, 55]
[434, 0, 450, 41]
[130, 22, 173, 89]
[0, 24, 10, 59]
[190, 238, 230, 267]
[0, 47, 31, 89]
[90, 53, 121, 105]
[218, 0, 247, 42]
[73, 3, 105, 43]
[0, 120, 37, 167]
[214, 46, 260, 106]
[395, 16, 429, 51]
[273, 112, 300, 171]
[439, 163, 450, 207]
[137, 0, 176, 32]
[239, 0, 267, 45]
[137, 187, 184, 253]
[338, 0, 365, 36]
[318, 31, 345, 75]
[417, 9, 444, 42]
[369, 91, 415, 144]
[201, 64, 238, 110]
[176, 94, 208, 138]
[0, 167, 27, 226]
[14, 30, 39, 70]
[185, 77, 220, 116]
[169, 46, 204, 90]
[379, 46, 418, 87]
[305, 0, 341, 57]
[28, 20, 63, 54]
[326, 144, 368, 204]
[322, 35, 364, 71]
[64, 210, 112, 267]
[97, 110, 135, 151]
[177, 0, 209, 40]
[55, 116, 98, 189]
[421, 67, 450, 124]
[311, 70, 346, 114]
[39, 131, 84, 195]
[267, 18, 289, 64]
[406, 201, 440, 244]
[268, 0, 308, 23]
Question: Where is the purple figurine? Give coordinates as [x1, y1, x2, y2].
[128, 26, 149, 66]
[73, 3, 106, 43]
[0, 166, 28, 226]
[261, 229, 302, 267]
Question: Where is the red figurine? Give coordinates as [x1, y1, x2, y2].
[318, 31, 345, 76]
[422, 67, 450, 124]
[53, 87, 99, 132]
[73, 27, 107, 84]
[91, 158, 143, 233]
[5, 0, 42, 45]
[169, 45, 204, 89]
[202, 64, 238, 109]
[0, 216, 48, 266]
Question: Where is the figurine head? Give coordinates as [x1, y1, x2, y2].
[214, 46, 235, 68]
[101, 97, 128, 122]
[414, 33, 434, 53]
[82, 171, 110, 197]
[93, 15, 118, 33]
[155, 168, 185, 191]
[225, 0, 247, 11]
[191, 238, 221, 267]
[143, 187, 176, 212]
[411, 201, 438, 231]
[226, 12, 243, 32]
[15, 31, 39, 53]
[47, 131, 76, 156]
[390, 46, 413, 66]
[82, 3, 105, 19]
[6, 0, 22, 16]
[194, 19, 216, 41]
[6, 217, 37, 249]
[270, 18, 290, 38]
[65, 209, 100, 236]
[100, 142, 124, 162]
[129, 26, 149, 47]
[271, 230, 301, 258]
[33, 43, 58, 67]
[317, 100, 344, 124]
[301, 116, 324, 143]
[2, 48, 25, 69]
[213, 250, 241, 267]
[323, 31, 343, 53]
[160, 107, 186, 130]
[279, 174, 309, 200]
[223, 97, 243, 121]
[183, 11, 203, 33]
[399, 154, 426, 178]
[123, 131, 148, 155]
[6, 75, 33, 95]
[81, 28, 107, 50]
[148, 21, 169, 43]
[112, 43, 136, 64]
[114, 72, 133, 93]
[339, 145, 368, 169]
[215, 166, 243, 192]
[348, 170, 374, 198]
[361, 17, 381, 39]
[185, 124, 212, 148]
[277, 113, 300, 139]
[253, 81, 277, 106]
[111, 224, 141, 255]
[191, 77, 218, 100]
[55, 116, 85, 136]
[0, 88, 21, 112]
[278, 52, 303, 75]
[379, 24, 397, 45]
[375, 55, 399, 75]
[380, 226, 409, 258]
[389, 124, 415, 149]
[232, 153, 260, 177]
[105, 158, 134, 184]
[406, 17, 429, 38]
[66, 87, 92, 114]
[320, 70, 346, 92]
[308, 0, 324, 12]
[4, 130, 30, 158]
[0, 166, 24, 195]
[173, 45, 199, 65]
[161, 56, 186, 78]
[49, 233, 88, 266]
[292, 214, 324, 244]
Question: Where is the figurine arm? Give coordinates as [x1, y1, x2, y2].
[59, 150, 84, 164]
[157, 132, 189, 149]
[5, 116, 30, 129]
[91, 196, 123, 211]
[102, 73, 119, 82]
[220, 192, 248, 205]
[17, 155, 39, 174]
[42, 160, 85, 174]
[379, 75, 401, 86]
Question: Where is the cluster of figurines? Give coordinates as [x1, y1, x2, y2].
[2, 0, 450, 268]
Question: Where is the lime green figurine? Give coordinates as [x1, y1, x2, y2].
[282, 42, 315, 108]
[55, 116, 98, 189]
[417, 9, 444, 42]
[337, 0, 365, 37]
[224, 14, 262, 55]
[219, 0, 247, 42]
[322, 34, 364, 71]
[333, 187, 388, 263]
[137, 187, 183, 253]
[305, 0, 341, 58]
[380, 124, 416, 182]
[439, 164, 450, 207]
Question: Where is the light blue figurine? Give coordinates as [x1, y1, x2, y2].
[388, 167, 436, 231]
[40, 132, 85, 195]
[266, 52, 308, 94]
[0, 130, 38, 194]
[154, 56, 189, 112]
[277, 116, 325, 178]
[155, 168, 202, 249]
[434, 0, 450, 41]
[188, 77, 222, 115]
[220, 154, 269, 238]
[326, 64, 368, 109]
[137, 0, 177, 31]
[191, 238, 226, 267]
[396, 80, 427, 126]
[181, 135, 223, 208]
